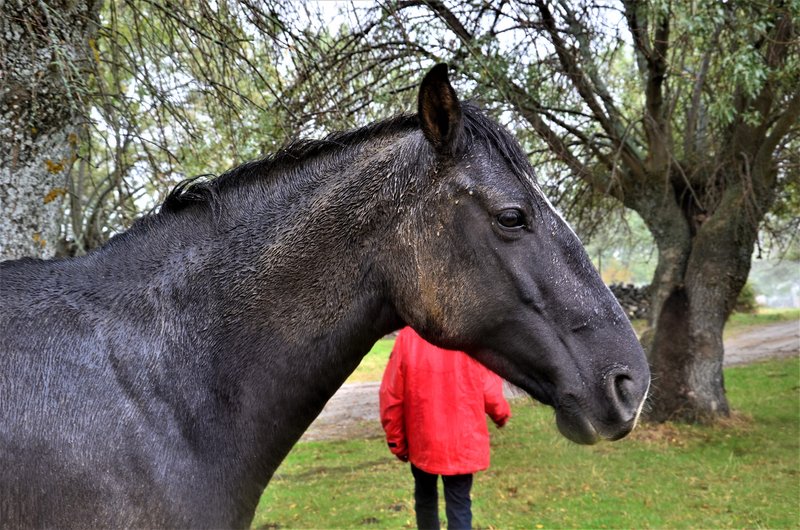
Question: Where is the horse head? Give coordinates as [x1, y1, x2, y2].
[385, 64, 650, 444]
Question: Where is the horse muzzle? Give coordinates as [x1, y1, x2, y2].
[554, 365, 650, 445]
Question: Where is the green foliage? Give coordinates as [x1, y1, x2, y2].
[581, 210, 656, 285]
[252, 357, 799, 529]
[733, 282, 759, 314]
[64, 0, 307, 252]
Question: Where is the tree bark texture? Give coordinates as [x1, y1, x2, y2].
[0, 0, 100, 260]
[640, 179, 768, 422]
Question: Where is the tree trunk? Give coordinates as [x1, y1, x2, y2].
[646, 280, 733, 423]
[0, 1, 100, 260]
[644, 180, 766, 423]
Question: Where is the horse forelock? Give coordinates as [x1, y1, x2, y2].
[459, 105, 544, 199]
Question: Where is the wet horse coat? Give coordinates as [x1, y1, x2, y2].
[0, 65, 649, 528]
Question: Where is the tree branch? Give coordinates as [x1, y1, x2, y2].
[392, 0, 642, 198]
[507, 82, 632, 201]
[621, 0, 651, 80]
[534, 0, 647, 180]
[754, 87, 800, 188]
[623, 0, 670, 174]
[683, 25, 721, 160]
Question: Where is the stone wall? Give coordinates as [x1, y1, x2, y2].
[609, 283, 650, 320]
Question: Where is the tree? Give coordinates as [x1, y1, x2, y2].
[1, 1, 419, 258]
[0, 1, 101, 259]
[291, 0, 800, 422]
[2, 1, 307, 257]
[60, 0, 298, 255]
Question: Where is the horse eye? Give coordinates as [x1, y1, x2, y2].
[496, 209, 525, 229]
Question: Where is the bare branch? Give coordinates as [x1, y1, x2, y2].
[683, 25, 722, 160]
[534, 0, 647, 180]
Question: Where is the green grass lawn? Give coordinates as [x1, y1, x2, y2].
[253, 356, 800, 529]
[724, 307, 800, 339]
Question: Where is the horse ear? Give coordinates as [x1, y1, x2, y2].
[418, 63, 463, 155]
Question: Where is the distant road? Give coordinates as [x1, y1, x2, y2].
[303, 320, 800, 441]
[724, 321, 799, 365]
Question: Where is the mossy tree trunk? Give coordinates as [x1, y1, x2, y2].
[0, 1, 100, 260]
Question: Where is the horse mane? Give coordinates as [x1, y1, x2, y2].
[160, 114, 420, 214]
[158, 102, 536, 216]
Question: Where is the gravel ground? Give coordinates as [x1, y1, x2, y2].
[302, 320, 800, 442]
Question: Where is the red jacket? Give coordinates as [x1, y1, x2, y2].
[379, 327, 511, 475]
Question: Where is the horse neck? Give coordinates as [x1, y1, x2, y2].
[98, 129, 424, 317]
[95, 131, 421, 502]
[209, 129, 423, 324]
[206, 134, 428, 504]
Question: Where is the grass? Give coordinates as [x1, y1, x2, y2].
[345, 338, 395, 383]
[252, 356, 800, 529]
[724, 307, 800, 339]
[346, 308, 800, 383]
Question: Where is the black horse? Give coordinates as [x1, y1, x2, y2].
[0, 65, 649, 528]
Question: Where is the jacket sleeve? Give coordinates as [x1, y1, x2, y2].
[379, 341, 407, 457]
[483, 369, 511, 427]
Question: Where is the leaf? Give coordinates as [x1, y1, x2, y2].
[44, 159, 64, 174]
[43, 187, 67, 204]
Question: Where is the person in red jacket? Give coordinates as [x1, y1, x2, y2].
[379, 327, 511, 530]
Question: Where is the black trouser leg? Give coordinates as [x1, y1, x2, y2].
[411, 464, 440, 529]
[442, 473, 473, 530]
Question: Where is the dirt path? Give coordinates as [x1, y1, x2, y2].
[723, 321, 799, 365]
[301, 320, 800, 442]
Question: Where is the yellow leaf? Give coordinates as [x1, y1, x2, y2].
[89, 38, 101, 64]
[43, 187, 67, 204]
[32, 233, 46, 248]
[44, 159, 64, 174]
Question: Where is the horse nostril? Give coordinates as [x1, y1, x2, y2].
[613, 374, 634, 407]
[606, 369, 636, 417]
[598, 366, 647, 440]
